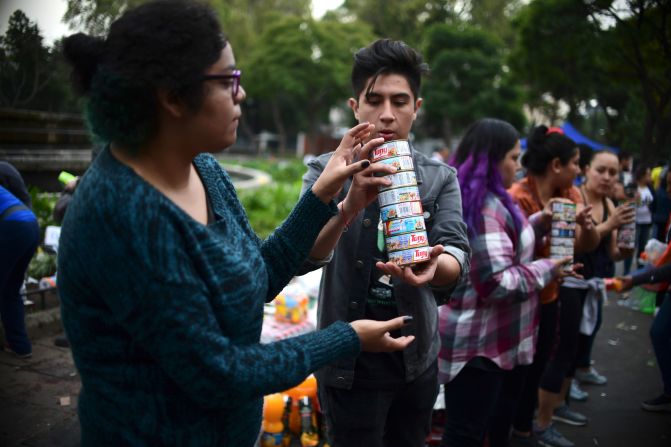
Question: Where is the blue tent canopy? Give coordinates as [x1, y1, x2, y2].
[521, 122, 619, 153]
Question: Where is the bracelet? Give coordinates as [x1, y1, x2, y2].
[337, 201, 354, 228]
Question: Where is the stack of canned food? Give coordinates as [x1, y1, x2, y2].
[371, 140, 431, 266]
[550, 201, 576, 270]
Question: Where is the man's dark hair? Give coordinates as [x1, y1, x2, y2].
[63, 0, 225, 153]
[351, 39, 429, 101]
[618, 150, 632, 162]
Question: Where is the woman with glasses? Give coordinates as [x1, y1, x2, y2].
[58, 1, 410, 445]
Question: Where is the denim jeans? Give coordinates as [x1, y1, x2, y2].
[0, 219, 39, 355]
[650, 292, 671, 395]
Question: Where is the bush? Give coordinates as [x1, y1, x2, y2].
[236, 158, 306, 239]
[26, 187, 59, 279]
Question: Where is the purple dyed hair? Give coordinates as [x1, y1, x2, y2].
[451, 119, 525, 240]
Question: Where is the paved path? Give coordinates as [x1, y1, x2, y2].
[1, 294, 670, 446]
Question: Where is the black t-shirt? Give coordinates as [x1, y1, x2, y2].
[353, 219, 405, 389]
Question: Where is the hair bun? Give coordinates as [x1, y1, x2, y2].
[63, 33, 105, 94]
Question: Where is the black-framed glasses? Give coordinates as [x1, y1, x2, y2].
[201, 69, 242, 97]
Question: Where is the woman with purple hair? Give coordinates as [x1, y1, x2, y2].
[439, 118, 573, 447]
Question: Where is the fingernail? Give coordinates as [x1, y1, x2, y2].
[403, 316, 414, 324]
[361, 160, 370, 169]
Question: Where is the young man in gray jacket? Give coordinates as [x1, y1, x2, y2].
[299, 39, 470, 447]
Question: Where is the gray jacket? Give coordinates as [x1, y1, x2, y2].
[299, 147, 470, 389]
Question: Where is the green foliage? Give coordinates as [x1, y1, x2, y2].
[27, 249, 57, 279]
[64, 0, 148, 35]
[341, 0, 459, 49]
[0, 11, 81, 112]
[510, 0, 671, 161]
[509, 0, 597, 122]
[26, 188, 59, 279]
[421, 23, 525, 141]
[235, 158, 306, 239]
[28, 187, 58, 238]
[242, 15, 373, 151]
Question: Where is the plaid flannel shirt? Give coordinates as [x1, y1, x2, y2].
[438, 193, 555, 383]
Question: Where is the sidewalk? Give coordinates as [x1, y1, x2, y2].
[1, 294, 670, 446]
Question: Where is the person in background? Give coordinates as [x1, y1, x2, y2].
[0, 161, 39, 359]
[651, 160, 666, 191]
[432, 146, 451, 164]
[58, 2, 415, 445]
[612, 151, 634, 202]
[652, 166, 671, 242]
[568, 151, 635, 402]
[300, 38, 470, 447]
[575, 143, 592, 187]
[618, 250, 671, 412]
[633, 164, 654, 268]
[438, 118, 574, 447]
[509, 125, 598, 447]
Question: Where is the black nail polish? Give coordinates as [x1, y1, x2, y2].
[361, 160, 370, 169]
[403, 315, 414, 324]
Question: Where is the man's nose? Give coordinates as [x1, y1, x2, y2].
[380, 100, 394, 122]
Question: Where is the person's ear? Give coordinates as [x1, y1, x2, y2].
[412, 97, 423, 121]
[157, 88, 185, 119]
[348, 97, 360, 121]
[551, 157, 562, 174]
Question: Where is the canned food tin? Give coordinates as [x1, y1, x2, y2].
[378, 186, 421, 207]
[370, 139, 412, 163]
[385, 231, 429, 252]
[550, 202, 576, 269]
[376, 155, 414, 173]
[388, 246, 431, 266]
[617, 202, 636, 249]
[380, 201, 423, 222]
[551, 202, 576, 221]
[383, 216, 426, 237]
[379, 170, 417, 192]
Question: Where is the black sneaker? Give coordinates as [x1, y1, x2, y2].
[552, 405, 587, 426]
[641, 394, 671, 412]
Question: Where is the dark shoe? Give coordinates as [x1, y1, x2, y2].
[54, 336, 70, 348]
[552, 405, 588, 426]
[569, 379, 588, 401]
[3, 344, 32, 359]
[641, 394, 671, 412]
[575, 367, 607, 385]
[510, 433, 540, 446]
[533, 424, 574, 447]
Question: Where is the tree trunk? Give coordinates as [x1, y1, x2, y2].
[271, 99, 287, 155]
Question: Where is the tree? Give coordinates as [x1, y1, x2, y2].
[421, 23, 525, 144]
[0, 10, 79, 112]
[339, 0, 460, 48]
[510, 0, 671, 162]
[586, 0, 671, 162]
[243, 15, 373, 153]
[64, 0, 147, 35]
[510, 0, 598, 124]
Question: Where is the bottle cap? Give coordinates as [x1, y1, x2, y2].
[58, 171, 76, 185]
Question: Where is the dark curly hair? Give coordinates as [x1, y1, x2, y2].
[63, 0, 226, 153]
[522, 125, 578, 176]
[351, 39, 429, 101]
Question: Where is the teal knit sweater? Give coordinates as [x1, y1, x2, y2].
[58, 149, 360, 446]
